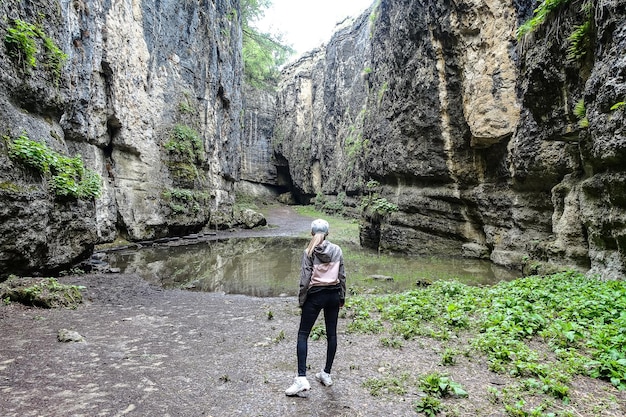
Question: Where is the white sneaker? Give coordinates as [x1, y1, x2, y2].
[315, 370, 333, 386]
[285, 376, 310, 396]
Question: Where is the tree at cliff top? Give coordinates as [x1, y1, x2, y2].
[241, 0, 293, 89]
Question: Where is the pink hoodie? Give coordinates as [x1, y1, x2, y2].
[298, 240, 346, 306]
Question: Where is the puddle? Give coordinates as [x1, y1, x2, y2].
[105, 237, 520, 297]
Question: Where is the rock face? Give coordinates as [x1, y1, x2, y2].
[272, 0, 626, 278]
[0, 0, 243, 277]
[241, 85, 278, 186]
[2, 0, 625, 280]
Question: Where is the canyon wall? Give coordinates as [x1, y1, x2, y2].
[2, 0, 625, 280]
[273, 0, 626, 278]
[0, 0, 243, 277]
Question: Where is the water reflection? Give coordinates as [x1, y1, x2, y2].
[105, 237, 520, 297]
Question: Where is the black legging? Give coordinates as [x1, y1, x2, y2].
[297, 288, 341, 376]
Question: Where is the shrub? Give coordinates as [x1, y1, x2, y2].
[418, 372, 468, 398]
[7, 133, 101, 199]
[414, 395, 443, 416]
[4, 19, 39, 68]
[371, 197, 398, 216]
[164, 124, 203, 162]
[4, 19, 68, 82]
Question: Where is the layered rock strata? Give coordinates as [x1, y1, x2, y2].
[272, 0, 626, 278]
[0, 0, 242, 277]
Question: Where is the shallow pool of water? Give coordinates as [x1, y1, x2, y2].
[104, 237, 520, 297]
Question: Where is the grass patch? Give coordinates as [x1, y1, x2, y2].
[363, 372, 410, 396]
[345, 271, 626, 414]
[293, 205, 359, 243]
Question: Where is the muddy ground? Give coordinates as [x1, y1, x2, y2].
[1, 206, 625, 416]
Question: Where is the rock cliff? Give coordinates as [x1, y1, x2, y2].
[0, 0, 242, 277]
[2, 0, 625, 280]
[272, 0, 626, 278]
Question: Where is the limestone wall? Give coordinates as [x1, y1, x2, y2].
[0, 0, 243, 276]
[272, 0, 626, 278]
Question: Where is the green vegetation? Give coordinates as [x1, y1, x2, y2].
[567, 1, 594, 62]
[380, 336, 403, 349]
[359, 180, 398, 217]
[610, 101, 625, 112]
[293, 205, 359, 242]
[440, 347, 458, 366]
[345, 128, 365, 159]
[5, 19, 39, 68]
[164, 124, 203, 163]
[273, 329, 285, 343]
[4, 18, 68, 82]
[419, 372, 467, 398]
[241, 0, 293, 89]
[310, 324, 326, 341]
[162, 188, 209, 215]
[7, 133, 101, 199]
[0, 181, 21, 192]
[163, 106, 203, 189]
[368, 0, 381, 38]
[414, 395, 442, 416]
[516, 0, 573, 39]
[369, 197, 398, 216]
[344, 107, 369, 160]
[377, 81, 389, 105]
[178, 93, 195, 115]
[573, 98, 589, 128]
[363, 372, 410, 396]
[0, 277, 84, 309]
[163, 124, 204, 188]
[567, 19, 592, 62]
[313, 191, 347, 215]
[517, 0, 595, 66]
[361, 370, 466, 415]
[345, 271, 626, 414]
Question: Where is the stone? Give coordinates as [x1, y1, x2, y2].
[236, 209, 267, 229]
[368, 275, 394, 281]
[57, 329, 85, 343]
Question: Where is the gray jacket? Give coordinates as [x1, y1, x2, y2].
[298, 240, 346, 307]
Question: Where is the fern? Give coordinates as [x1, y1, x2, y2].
[567, 20, 592, 61]
[573, 99, 589, 128]
[573, 99, 586, 119]
[567, 2, 593, 61]
[610, 102, 625, 112]
[516, 0, 573, 39]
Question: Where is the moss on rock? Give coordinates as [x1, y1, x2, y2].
[0, 277, 84, 308]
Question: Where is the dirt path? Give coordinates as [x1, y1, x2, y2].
[1, 206, 625, 416]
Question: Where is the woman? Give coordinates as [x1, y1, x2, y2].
[285, 219, 346, 396]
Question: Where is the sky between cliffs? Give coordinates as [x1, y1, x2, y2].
[256, 0, 374, 60]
